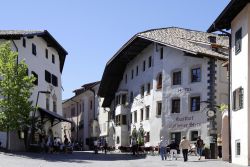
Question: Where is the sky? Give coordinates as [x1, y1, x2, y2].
[0, 0, 230, 100]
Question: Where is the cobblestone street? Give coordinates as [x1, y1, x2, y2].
[0, 151, 244, 167]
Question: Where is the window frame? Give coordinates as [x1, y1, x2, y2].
[171, 98, 180, 113]
[145, 106, 150, 120]
[157, 101, 162, 116]
[191, 67, 201, 83]
[190, 96, 200, 112]
[173, 71, 182, 85]
[32, 43, 37, 56]
[235, 28, 242, 55]
[156, 73, 162, 89]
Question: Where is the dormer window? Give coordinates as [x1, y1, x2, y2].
[208, 36, 216, 44]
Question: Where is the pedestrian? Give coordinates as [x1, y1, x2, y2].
[179, 136, 191, 162]
[217, 134, 222, 158]
[131, 138, 137, 155]
[167, 140, 179, 160]
[196, 136, 204, 160]
[94, 139, 99, 154]
[104, 140, 108, 154]
[159, 136, 167, 160]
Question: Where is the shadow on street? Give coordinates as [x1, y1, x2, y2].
[1, 151, 147, 163]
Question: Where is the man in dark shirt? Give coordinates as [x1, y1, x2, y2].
[167, 140, 179, 160]
[196, 136, 204, 160]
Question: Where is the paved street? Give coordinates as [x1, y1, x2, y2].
[0, 151, 244, 167]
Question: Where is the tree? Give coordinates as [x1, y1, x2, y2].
[0, 42, 35, 150]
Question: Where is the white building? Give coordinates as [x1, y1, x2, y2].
[98, 27, 229, 150]
[208, 0, 250, 165]
[0, 30, 69, 151]
[62, 81, 101, 150]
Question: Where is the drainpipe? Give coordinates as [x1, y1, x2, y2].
[214, 26, 232, 163]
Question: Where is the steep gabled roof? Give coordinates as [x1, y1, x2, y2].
[0, 30, 68, 72]
[98, 27, 229, 107]
[207, 0, 250, 32]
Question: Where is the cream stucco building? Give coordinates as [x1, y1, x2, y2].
[0, 30, 68, 151]
[98, 27, 229, 150]
[208, 0, 250, 165]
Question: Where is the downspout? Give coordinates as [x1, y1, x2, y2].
[214, 26, 232, 163]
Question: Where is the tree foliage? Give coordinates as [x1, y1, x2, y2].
[0, 42, 35, 131]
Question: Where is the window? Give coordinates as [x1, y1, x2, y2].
[208, 36, 216, 43]
[45, 49, 48, 59]
[191, 67, 201, 82]
[147, 83, 151, 95]
[157, 101, 162, 116]
[190, 96, 200, 112]
[46, 97, 50, 110]
[90, 100, 93, 110]
[236, 140, 240, 156]
[160, 48, 163, 59]
[52, 54, 55, 64]
[71, 107, 75, 117]
[131, 69, 134, 79]
[134, 111, 137, 123]
[121, 94, 127, 105]
[32, 43, 36, 55]
[235, 28, 242, 55]
[31, 71, 38, 85]
[190, 131, 198, 141]
[125, 74, 127, 84]
[23, 38, 26, 47]
[157, 73, 162, 89]
[122, 115, 127, 125]
[173, 71, 181, 85]
[143, 60, 146, 71]
[141, 85, 144, 98]
[140, 108, 144, 121]
[233, 87, 244, 111]
[53, 100, 57, 112]
[136, 66, 138, 76]
[45, 70, 51, 83]
[146, 106, 150, 120]
[52, 74, 58, 87]
[148, 56, 152, 68]
[130, 92, 134, 103]
[172, 99, 180, 113]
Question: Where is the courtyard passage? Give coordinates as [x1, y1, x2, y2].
[0, 151, 244, 167]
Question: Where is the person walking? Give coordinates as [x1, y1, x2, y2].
[179, 136, 191, 162]
[131, 138, 137, 155]
[167, 140, 179, 160]
[196, 136, 204, 160]
[159, 136, 167, 160]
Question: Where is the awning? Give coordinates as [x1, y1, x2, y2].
[38, 107, 72, 125]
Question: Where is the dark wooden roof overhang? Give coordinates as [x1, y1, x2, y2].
[207, 0, 250, 32]
[38, 107, 72, 126]
[98, 36, 152, 107]
[0, 31, 67, 72]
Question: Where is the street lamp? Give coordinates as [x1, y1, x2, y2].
[30, 90, 50, 146]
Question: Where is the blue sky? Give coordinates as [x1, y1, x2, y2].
[1, 0, 230, 100]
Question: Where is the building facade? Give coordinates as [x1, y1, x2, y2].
[98, 27, 229, 149]
[0, 30, 68, 151]
[62, 81, 101, 150]
[208, 0, 250, 165]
